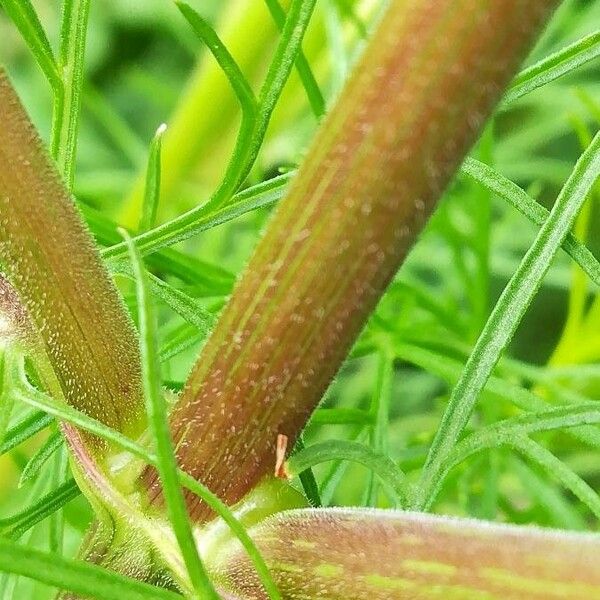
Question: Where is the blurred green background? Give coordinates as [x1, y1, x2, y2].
[1, 0, 599, 596]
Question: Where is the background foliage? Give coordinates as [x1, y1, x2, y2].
[0, 0, 599, 597]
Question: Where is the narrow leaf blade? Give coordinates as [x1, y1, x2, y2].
[0, 538, 182, 600]
[0, 0, 60, 90]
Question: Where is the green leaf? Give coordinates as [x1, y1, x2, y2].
[434, 402, 600, 515]
[418, 131, 600, 509]
[262, 0, 325, 118]
[110, 263, 214, 334]
[138, 124, 167, 233]
[83, 84, 146, 168]
[0, 352, 14, 443]
[176, 2, 257, 118]
[512, 436, 600, 522]
[0, 479, 80, 540]
[174, 0, 259, 225]
[290, 436, 321, 508]
[122, 229, 218, 599]
[287, 440, 407, 507]
[18, 429, 63, 487]
[101, 171, 291, 260]
[81, 202, 235, 293]
[218, 508, 600, 599]
[0, 410, 53, 457]
[393, 341, 600, 452]
[0, 0, 60, 90]
[510, 455, 587, 531]
[503, 30, 600, 106]
[244, 0, 318, 189]
[51, 0, 92, 186]
[461, 158, 600, 288]
[0, 539, 182, 600]
[365, 347, 393, 506]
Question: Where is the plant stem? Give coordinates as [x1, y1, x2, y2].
[143, 0, 559, 521]
[0, 72, 145, 442]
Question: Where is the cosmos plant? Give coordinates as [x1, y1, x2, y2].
[1, 0, 600, 598]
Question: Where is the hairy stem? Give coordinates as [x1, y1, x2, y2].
[0, 71, 144, 444]
[143, 0, 559, 520]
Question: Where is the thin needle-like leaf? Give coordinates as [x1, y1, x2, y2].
[83, 85, 146, 167]
[290, 436, 321, 508]
[503, 30, 600, 106]
[122, 229, 218, 600]
[0, 539, 182, 600]
[0, 353, 14, 443]
[0, 411, 53, 457]
[176, 2, 257, 116]
[138, 124, 167, 233]
[173, 1, 259, 223]
[51, 0, 91, 186]
[461, 157, 600, 288]
[365, 346, 393, 506]
[419, 132, 600, 509]
[110, 263, 215, 334]
[511, 435, 600, 521]
[429, 402, 600, 512]
[18, 430, 64, 487]
[262, 0, 325, 118]
[243, 0, 318, 188]
[0, 0, 61, 91]
[0, 479, 80, 540]
[101, 171, 292, 260]
[287, 440, 407, 507]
